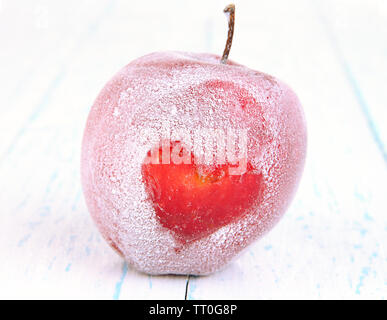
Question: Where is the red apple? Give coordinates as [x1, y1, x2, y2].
[81, 4, 306, 274]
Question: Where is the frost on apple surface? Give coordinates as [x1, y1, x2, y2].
[81, 52, 307, 275]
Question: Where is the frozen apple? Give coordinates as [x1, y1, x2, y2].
[81, 4, 306, 275]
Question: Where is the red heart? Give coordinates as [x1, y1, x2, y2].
[142, 141, 264, 242]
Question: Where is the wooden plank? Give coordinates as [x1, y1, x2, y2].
[314, 0, 387, 163]
[0, 0, 114, 158]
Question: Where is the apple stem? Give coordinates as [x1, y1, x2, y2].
[221, 4, 235, 64]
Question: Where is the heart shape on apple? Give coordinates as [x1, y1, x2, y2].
[142, 141, 264, 243]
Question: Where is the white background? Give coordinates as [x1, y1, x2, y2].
[0, 0, 386, 299]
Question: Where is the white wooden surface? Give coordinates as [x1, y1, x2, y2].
[0, 0, 386, 299]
